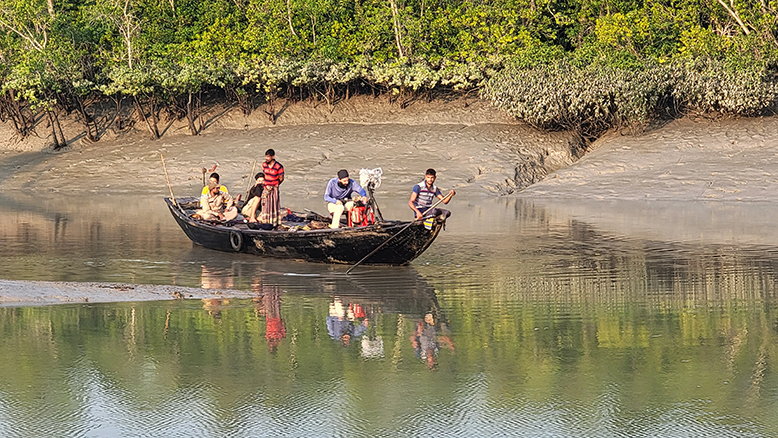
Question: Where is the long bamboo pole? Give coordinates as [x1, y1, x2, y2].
[161, 153, 185, 214]
[245, 160, 257, 201]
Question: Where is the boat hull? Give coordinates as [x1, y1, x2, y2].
[165, 198, 445, 265]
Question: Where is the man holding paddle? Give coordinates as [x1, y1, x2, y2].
[346, 168, 454, 274]
[408, 168, 455, 220]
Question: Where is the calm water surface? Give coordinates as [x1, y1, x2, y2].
[1, 192, 777, 437]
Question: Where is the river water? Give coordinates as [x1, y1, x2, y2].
[1, 184, 777, 437]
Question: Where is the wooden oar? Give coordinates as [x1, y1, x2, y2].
[202, 162, 218, 186]
[346, 195, 449, 274]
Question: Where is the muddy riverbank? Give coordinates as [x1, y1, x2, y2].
[2, 97, 777, 306]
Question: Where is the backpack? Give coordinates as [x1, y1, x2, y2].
[348, 205, 375, 227]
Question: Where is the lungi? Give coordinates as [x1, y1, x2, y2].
[259, 185, 281, 226]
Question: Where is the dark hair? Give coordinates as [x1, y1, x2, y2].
[265, 149, 275, 157]
[337, 169, 349, 179]
[210, 172, 220, 182]
[255, 172, 264, 180]
[425, 168, 436, 177]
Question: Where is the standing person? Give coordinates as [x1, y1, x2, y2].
[259, 149, 284, 226]
[324, 169, 368, 229]
[241, 172, 264, 222]
[408, 168, 455, 220]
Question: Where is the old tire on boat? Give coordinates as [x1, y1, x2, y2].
[229, 230, 243, 252]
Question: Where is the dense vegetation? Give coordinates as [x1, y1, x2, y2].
[1, 0, 777, 145]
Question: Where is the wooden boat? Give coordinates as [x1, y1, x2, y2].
[165, 197, 446, 265]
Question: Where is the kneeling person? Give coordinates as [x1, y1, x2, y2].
[324, 169, 368, 229]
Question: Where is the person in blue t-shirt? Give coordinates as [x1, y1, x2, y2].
[408, 168, 455, 220]
[324, 169, 368, 229]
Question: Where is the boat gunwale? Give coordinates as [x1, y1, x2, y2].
[165, 197, 423, 237]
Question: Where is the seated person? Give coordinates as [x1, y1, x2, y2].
[241, 172, 264, 222]
[202, 172, 229, 197]
[324, 169, 368, 229]
[409, 168, 455, 220]
[196, 179, 239, 221]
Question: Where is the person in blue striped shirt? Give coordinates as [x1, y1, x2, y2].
[408, 168, 455, 220]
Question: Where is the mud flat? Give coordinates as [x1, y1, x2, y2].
[2, 96, 777, 305]
[0, 280, 257, 307]
[520, 116, 778, 202]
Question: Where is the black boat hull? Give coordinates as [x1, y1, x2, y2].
[165, 198, 445, 265]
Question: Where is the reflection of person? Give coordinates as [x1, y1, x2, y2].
[408, 168, 455, 220]
[410, 313, 454, 370]
[200, 265, 234, 289]
[202, 298, 229, 321]
[253, 280, 286, 353]
[259, 149, 284, 227]
[241, 172, 264, 222]
[196, 173, 239, 221]
[324, 169, 368, 229]
[326, 298, 368, 346]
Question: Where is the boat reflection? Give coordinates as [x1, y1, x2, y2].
[189, 249, 449, 363]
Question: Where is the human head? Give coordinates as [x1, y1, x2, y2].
[337, 169, 350, 186]
[424, 168, 436, 186]
[265, 149, 275, 162]
[255, 172, 264, 181]
[208, 173, 220, 191]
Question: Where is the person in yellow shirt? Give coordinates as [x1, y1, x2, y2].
[195, 173, 238, 221]
[201, 172, 229, 197]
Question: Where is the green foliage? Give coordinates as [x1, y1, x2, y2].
[482, 60, 670, 136]
[673, 58, 778, 114]
[1, 0, 778, 141]
[483, 57, 778, 137]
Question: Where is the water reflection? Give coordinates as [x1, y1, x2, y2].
[0, 288, 775, 437]
[410, 312, 454, 370]
[3, 194, 778, 435]
[253, 280, 286, 353]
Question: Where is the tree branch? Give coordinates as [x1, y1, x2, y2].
[715, 0, 751, 35]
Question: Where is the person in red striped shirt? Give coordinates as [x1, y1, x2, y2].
[259, 149, 284, 226]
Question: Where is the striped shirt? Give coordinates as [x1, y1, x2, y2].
[262, 160, 284, 186]
[412, 182, 442, 210]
